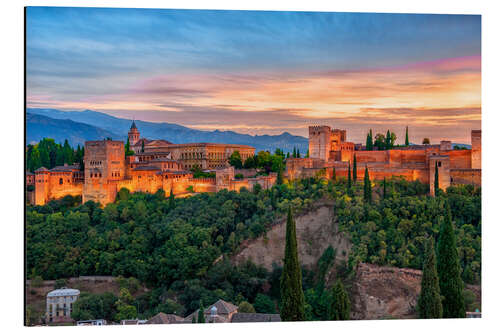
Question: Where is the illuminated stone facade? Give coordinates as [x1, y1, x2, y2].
[289, 126, 481, 195]
[30, 122, 267, 206]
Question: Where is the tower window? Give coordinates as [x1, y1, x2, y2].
[59, 178, 63, 185]
[438, 162, 442, 167]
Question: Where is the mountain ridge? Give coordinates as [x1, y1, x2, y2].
[26, 113, 120, 146]
[27, 108, 309, 152]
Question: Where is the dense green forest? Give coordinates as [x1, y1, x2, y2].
[26, 138, 84, 172]
[26, 175, 481, 321]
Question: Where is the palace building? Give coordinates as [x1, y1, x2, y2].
[27, 122, 480, 206]
[29, 122, 270, 206]
[287, 126, 481, 195]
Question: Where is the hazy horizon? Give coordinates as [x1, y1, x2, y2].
[26, 8, 481, 144]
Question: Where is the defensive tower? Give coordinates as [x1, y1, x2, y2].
[128, 121, 140, 146]
[83, 139, 125, 204]
[309, 126, 331, 162]
[471, 130, 481, 169]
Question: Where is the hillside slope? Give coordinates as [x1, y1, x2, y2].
[349, 263, 481, 320]
[232, 203, 351, 270]
[232, 204, 480, 320]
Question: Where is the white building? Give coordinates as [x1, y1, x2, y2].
[46, 288, 80, 323]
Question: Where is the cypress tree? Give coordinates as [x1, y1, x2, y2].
[437, 204, 465, 318]
[434, 161, 439, 196]
[198, 300, 205, 323]
[418, 237, 443, 319]
[383, 177, 387, 199]
[347, 162, 352, 188]
[56, 147, 65, 166]
[366, 129, 373, 150]
[297, 149, 301, 158]
[332, 167, 336, 182]
[306, 149, 309, 158]
[277, 164, 284, 185]
[168, 188, 175, 210]
[405, 126, 409, 146]
[286, 152, 290, 158]
[79, 147, 85, 171]
[29, 146, 42, 172]
[125, 137, 133, 156]
[385, 130, 392, 150]
[329, 280, 350, 320]
[280, 207, 306, 321]
[141, 140, 145, 153]
[292, 147, 297, 158]
[363, 166, 372, 203]
[353, 155, 357, 182]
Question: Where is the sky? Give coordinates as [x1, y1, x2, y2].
[26, 7, 481, 144]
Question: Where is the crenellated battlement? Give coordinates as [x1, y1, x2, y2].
[309, 125, 331, 134]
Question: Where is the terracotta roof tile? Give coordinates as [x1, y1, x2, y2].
[231, 313, 281, 323]
[146, 313, 183, 324]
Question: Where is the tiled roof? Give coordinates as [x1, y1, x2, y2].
[150, 158, 176, 162]
[167, 143, 254, 149]
[130, 121, 137, 130]
[47, 288, 80, 297]
[135, 151, 170, 156]
[50, 165, 80, 172]
[230, 313, 281, 323]
[146, 313, 184, 324]
[35, 167, 49, 172]
[207, 300, 238, 315]
[133, 165, 161, 171]
[133, 139, 172, 147]
[166, 170, 191, 175]
[148, 139, 173, 145]
[132, 138, 151, 147]
[184, 299, 238, 323]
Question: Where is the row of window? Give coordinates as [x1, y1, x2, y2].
[47, 295, 78, 303]
[89, 172, 102, 178]
[164, 174, 187, 179]
[208, 163, 228, 169]
[181, 152, 249, 160]
[58, 178, 70, 185]
[89, 160, 103, 166]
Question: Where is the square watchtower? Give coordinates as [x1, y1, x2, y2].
[83, 140, 124, 204]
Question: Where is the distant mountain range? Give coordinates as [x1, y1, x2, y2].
[26, 108, 309, 152]
[26, 113, 120, 146]
[26, 108, 470, 151]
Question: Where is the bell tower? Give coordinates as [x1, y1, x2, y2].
[128, 120, 140, 146]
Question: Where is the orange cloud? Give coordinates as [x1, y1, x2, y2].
[27, 55, 481, 143]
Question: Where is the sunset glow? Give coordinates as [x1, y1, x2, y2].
[26, 8, 481, 144]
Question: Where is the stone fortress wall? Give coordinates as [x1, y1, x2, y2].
[288, 126, 481, 194]
[28, 123, 480, 206]
[29, 122, 271, 206]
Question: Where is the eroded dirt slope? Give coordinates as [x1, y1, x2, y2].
[350, 263, 481, 320]
[232, 204, 351, 270]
